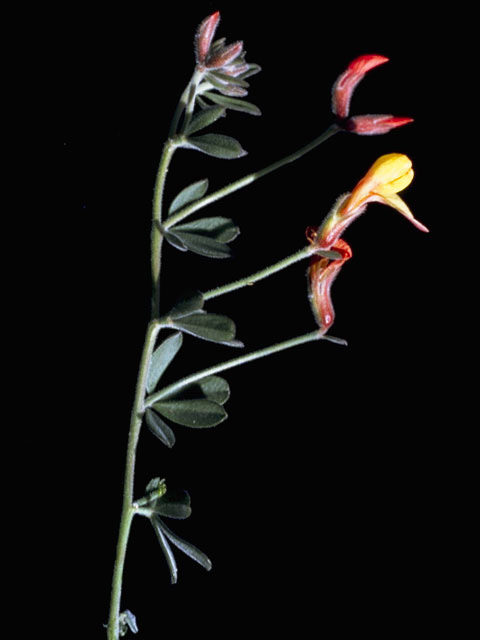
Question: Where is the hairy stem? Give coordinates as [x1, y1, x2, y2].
[203, 245, 332, 301]
[163, 124, 340, 229]
[107, 321, 162, 640]
[151, 140, 177, 318]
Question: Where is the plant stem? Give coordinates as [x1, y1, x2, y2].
[107, 321, 162, 640]
[169, 69, 204, 137]
[145, 330, 324, 406]
[203, 246, 313, 300]
[163, 124, 340, 230]
[151, 140, 177, 318]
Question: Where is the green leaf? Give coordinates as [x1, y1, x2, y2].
[169, 375, 230, 405]
[164, 230, 187, 251]
[168, 290, 205, 319]
[183, 134, 247, 159]
[165, 230, 233, 258]
[154, 489, 192, 520]
[153, 398, 227, 428]
[314, 249, 343, 260]
[190, 375, 230, 405]
[168, 179, 209, 215]
[119, 610, 138, 635]
[145, 409, 176, 448]
[172, 217, 239, 243]
[202, 91, 261, 116]
[238, 63, 262, 80]
[157, 519, 212, 572]
[207, 70, 250, 89]
[147, 332, 183, 393]
[185, 106, 226, 135]
[145, 476, 167, 498]
[172, 311, 240, 345]
[152, 518, 178, 584]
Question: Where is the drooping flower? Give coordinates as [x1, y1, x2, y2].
[331, 55, 413, 135]
[306, 237, 353, 332]
[315, 153, 429, 250]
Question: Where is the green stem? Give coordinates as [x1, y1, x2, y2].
[151, 140, 177, 318]
[145, 330, 324, 406]
[168, 69, 203, 137]
[203, 246, 314, 301]
[163, 124, 340, 230]
[107, 321, 161, 640]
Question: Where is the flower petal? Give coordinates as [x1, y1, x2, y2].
[371, 193, 429, 232]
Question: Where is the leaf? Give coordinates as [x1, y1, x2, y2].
[202, 91, 261, 116]
[238, 63, 262, 80]
[168, 290, 205, 319]
[183, 134, 247, 159]
[153, 398, 227, 428]
[157, 519, 212, 572]
[151, 518, 178, 584]
[164, 230, 187, 252]
[154, 489, 192, 520]
[207, 70, 250, 89]
[145, 409, 176, 448]
[168, 178, 209, 215]
[165, 230, 233, 258]
[169, 375, 230, 405]
[172, 217, 240, 243]
[146, 332, 183, 393]
[315, 249, 343, 260]
[119, 610, 138, 635]
[145, 476, 167, 497]
[172, 311, 239, 345]
[185, 106, 226, 135]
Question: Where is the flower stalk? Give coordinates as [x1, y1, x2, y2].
[163, 125, 340, 230]
[145, 330, 340, 407]
[203, 246, 314, 301]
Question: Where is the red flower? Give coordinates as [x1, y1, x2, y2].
[332, 54, 388, 119]
[331, 55, 413, 136]
[306, 236, 353, 332]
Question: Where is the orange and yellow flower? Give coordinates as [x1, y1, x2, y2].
[316, 153, 429, 249]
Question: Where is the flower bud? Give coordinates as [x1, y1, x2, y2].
[344, 115, 414, 135]
[195, 11, 221, 66]
[332, 54, 389, 119]
[206, 41, 244, 69]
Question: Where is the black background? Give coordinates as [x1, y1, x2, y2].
[60, 2, 464, 637]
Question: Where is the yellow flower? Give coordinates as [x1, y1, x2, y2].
[317, 153, 429, 249]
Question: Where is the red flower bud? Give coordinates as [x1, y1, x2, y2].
[195, 11, 221, 65]
[307, 238, 353, 332]
[206, 41, 244, 69]
[332, 54, 389, 119]
[345, 115, 414, 135]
